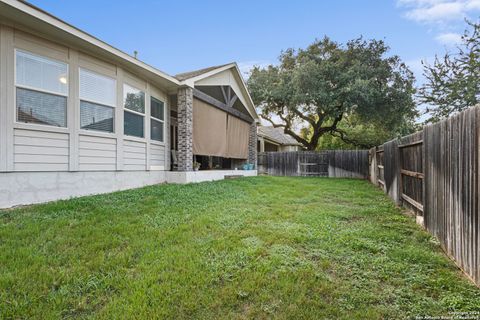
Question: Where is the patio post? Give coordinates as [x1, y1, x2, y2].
[248, 121, 258, 166]
[177, 86, 193, 171]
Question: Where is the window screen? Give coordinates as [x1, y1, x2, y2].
[151, 97, 164, 120]
[16, 87, 67, 127]
[151, 118, 164, 142]
[79, 68, 116, 106]
[80, 101, 114, 132]
[123, 84, 145, 113]
[124, 111, 144, 138]
[16, 50, 68, 95]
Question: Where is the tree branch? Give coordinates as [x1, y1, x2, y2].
[319, 113, 344, 133]
[291, 107, 316, 126]
[278, 114, 310, 147]
[261, 115, 286, 128]
[331, 129, 373, 149]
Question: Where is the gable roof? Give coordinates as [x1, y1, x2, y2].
[176, 63, 259, 121]
[175, 63, 231, 81]
[258, 126, 303, 146]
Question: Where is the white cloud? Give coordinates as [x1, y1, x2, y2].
[397, 0, 480, 23]
[237, 60, 271, 80]
[435, 32, 463, 44]
[405, 2, 464, 22]
[465, 0, 480, 9]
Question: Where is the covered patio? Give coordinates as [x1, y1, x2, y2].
[167, 63, 259, 182]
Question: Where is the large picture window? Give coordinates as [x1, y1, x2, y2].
[150, 96, 164, 142]
[15, 50, 68, 127]
[123, 84, 145, 138]
[79, 68, 116, 133]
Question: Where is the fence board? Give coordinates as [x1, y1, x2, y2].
[384, 139, 401, 205]
[423, 107, 479, 285]
[369, 106, 480, 285]
[258, 150, 369, 179]
[399, 131, 424, 215]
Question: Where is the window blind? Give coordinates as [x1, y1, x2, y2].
[79, 68, 115, 106]
[16, 87, 67, 127]
[16, 50, 68, 95]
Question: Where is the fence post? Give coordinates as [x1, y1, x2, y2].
[369, 147, 377, 185]
[420, 129, 426, 227]
[383, 139, 402, 205]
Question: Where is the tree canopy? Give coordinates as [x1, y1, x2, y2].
[312, 114, 416, 150]
[419, 21, 480, 123]
[247, 37, 417, 150]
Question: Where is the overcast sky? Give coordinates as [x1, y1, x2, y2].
[29, 0, 479, 94]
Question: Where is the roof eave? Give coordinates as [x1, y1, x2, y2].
[179, 63, 259, 121]
[0, 0, 181, 92]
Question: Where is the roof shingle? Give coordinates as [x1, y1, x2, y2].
[174, 63, 232, 81]
[257, 126, 303, 146]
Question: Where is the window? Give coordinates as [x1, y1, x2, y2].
[150, 96, 164, 142]
[15, 50, 68, 127]
[79, 68, 116, 133]
[123, 84, 145, 138]
[80, 101, 114, 132]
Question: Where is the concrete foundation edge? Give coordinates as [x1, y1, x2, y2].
[0, 170, 258, 208]
[166, 169, 257, 184]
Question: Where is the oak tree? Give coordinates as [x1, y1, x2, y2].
[248, 37, 417, 150]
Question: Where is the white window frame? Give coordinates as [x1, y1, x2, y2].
[79, 67, 116, 134]
[123, 83, 145, 138]
[150, 95, 165, 143]
[14, 49, 69, 129]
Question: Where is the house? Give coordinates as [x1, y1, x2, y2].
[0, 0, 259, 208]
[257, 126, 303, 152]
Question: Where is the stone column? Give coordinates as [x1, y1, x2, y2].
[177, 86, 193, 171]
[259, 137, 265, 152]
[248, 121, 258, 166]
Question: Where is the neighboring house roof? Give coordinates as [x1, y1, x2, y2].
[258, 126, 303, 146]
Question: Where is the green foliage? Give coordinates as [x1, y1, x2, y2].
[248, 37, 417, 150]
[1, 177, 479, 319]
[307, 114, 418, 150]
[420, 20, 480, 123]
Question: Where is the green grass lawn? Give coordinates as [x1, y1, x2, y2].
[1, 176, 479, 319]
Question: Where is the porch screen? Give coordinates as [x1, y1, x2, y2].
[226, 115, 249, 159]
[193, 98, 227, 157]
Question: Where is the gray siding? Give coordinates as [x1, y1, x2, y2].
[123, 139, 146, 170]
[79, 134, 117, 171]
[150, 143, 165, 169]
[14, 129, 69, 171]
[0, 25, 170, 174]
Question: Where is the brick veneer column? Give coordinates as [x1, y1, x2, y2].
[177, 86, 193, 171]
[248, 121, 257, 166]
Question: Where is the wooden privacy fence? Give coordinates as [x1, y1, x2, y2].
[369, 106, 479, 286]
[258, 150, 369, 178]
